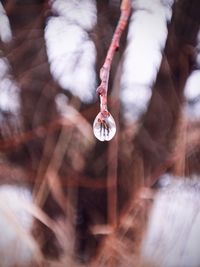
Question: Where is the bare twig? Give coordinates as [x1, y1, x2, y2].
[96, 0, 131, 114]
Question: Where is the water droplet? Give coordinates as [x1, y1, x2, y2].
[93, 111, 116, 141]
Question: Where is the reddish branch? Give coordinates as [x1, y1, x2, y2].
[96, 0, 131, 115]
[0, 119, 66, 150]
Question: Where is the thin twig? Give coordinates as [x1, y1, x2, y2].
[96, 0, 131, 114]
[0, 104, 93, 151]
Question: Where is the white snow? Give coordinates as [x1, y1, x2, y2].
[121, 0, 174, 122]
[0, 185, 37, 267]
[184, 70, 200, 120]
[45, 0, 97, 103]
[141, 176, 200, 267]
[0, 2, 12, 43]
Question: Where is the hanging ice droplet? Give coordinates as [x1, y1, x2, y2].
[93, 111, 116, 141]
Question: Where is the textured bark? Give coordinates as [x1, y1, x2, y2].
[121, 0, 200, 187]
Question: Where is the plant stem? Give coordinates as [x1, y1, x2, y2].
[96, 0, 131, 115]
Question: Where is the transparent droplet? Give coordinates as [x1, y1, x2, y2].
[93, 111, 116, 141]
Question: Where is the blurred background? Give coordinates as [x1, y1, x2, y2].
[0, 0, 200, 266]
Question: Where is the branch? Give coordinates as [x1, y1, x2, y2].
[96, 0, 132, 112]
[93, 0, 131, 142]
